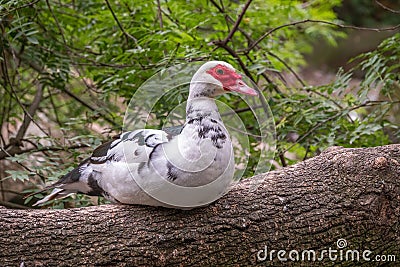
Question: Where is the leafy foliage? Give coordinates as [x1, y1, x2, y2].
[274, 34, 399, 164]
[0, 0, 398, 208]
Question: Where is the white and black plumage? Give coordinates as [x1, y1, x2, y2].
[32, 61, 258, 209]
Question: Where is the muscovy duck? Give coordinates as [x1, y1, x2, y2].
[33, 61, 258, 208]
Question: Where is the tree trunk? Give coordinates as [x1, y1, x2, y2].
[1, 145, 399, 266]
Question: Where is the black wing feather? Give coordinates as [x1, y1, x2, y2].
[90, 139, 121, 164]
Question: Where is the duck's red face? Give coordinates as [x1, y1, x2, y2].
[206, 64, 258, 96]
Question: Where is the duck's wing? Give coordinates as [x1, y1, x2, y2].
[90, 129, 170, 165]
[31, 128, 171, 206]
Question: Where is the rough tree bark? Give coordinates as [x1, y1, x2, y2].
[1, 145, 399, 266]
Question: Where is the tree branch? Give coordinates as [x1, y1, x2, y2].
[1, 145, 399, 265]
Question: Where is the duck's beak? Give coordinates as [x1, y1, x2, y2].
[225, 79, 258, 96]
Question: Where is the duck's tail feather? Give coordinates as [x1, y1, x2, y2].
[26, 158, 92, 206]
[31, 187, 75, 206]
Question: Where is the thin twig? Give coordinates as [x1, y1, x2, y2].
[2, 49, 51, 141]
[247, 19, 400, 52]
[221, 105, 263, 117]
[210, 0, 224, 13]
[104, 0, 137, 44]
[221, 0, 253, 45]
[231, 50, 253, 81]
[303, 145, 310, 161]
[47, 87, 63, 128]
[279, 153, 287, 167]
[209, 0, 286, 94]
[0, 0, 40, 16]
[0, 144, 46, 180]
[375, 0, 400, 14]
[212, 42, 273, 117]
[303, 87, 348, 116]
[17, 143, 90, 155]
[242, 47, 283, 94]
[45, 0, 67, 44]
[225, 124, 262, 139]
[209, 0, 254, 48]
[156, 0, 164, 29]
[163, 0, 180, 25]
[267, 51, 306, 87]
[60, 88, 119, 127]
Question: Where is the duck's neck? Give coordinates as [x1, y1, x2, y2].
[186, 83, 222, 122]
[185, 83, 229, 150]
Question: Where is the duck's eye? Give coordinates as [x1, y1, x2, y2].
[216, 68, 224, 75]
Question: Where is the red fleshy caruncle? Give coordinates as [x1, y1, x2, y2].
[206, 64, 242, 90]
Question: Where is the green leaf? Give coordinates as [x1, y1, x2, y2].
[27, 36, 39, 44]
[5, 170, 36, 182]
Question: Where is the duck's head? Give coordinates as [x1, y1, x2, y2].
[190, 61, 258, 98]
